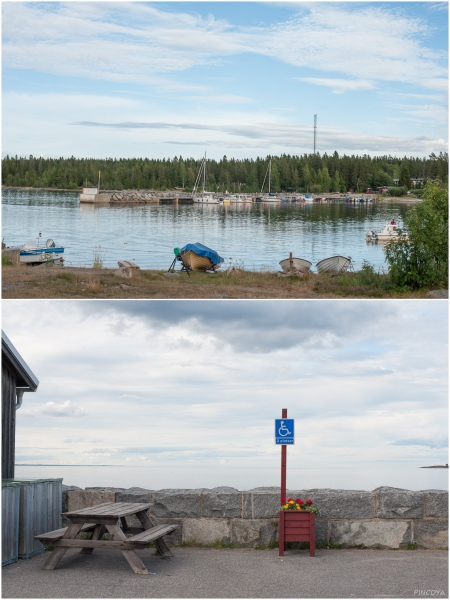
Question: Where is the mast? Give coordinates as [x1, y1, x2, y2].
[203, 152, 206, 193]
[269, 159, 271, 194]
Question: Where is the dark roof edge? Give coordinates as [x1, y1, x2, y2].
[2, 331, 39, 391]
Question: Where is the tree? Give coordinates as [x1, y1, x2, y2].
[384, 181, 448, 288]
[398, 164, 411, 189]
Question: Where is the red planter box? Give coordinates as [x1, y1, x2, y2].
[279, 510, 315, 557]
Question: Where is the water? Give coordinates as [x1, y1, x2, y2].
[2, 190, 415, 271]
[14, 465, 448, 492]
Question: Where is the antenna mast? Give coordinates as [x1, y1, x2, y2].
[313, 115, 317, 154]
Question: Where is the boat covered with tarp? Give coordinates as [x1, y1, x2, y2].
[180, 242, 224, 272]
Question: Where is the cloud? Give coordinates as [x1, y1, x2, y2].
[22, 400, 87, 418]
[390, 438, 448, 449]
[2, 3, 447, 93]
[299, 78, 376, 94]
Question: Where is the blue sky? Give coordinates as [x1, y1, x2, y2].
[2, 1, 448, 160]
[2, 300, 448, 470]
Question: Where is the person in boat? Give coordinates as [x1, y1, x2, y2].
[390, 219, 397, 228]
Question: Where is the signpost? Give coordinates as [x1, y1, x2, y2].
[276, 408, 293, 503]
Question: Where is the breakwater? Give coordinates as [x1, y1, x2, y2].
[62, 486, 448, 550]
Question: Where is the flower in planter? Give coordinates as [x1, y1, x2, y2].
[280, 497, 320, 515]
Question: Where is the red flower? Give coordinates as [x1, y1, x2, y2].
[295, 498, 301, 504]
[287, 497, 293, 502]
[281, 498, 286, 503]
[298, 500, 304, 505]
[306, 499, 313, 505]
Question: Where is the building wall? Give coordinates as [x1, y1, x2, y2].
[62, 486, 448, 550]
[2, 361, 17, 479]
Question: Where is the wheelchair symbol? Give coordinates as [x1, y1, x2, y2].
[278, 421, 292, 437]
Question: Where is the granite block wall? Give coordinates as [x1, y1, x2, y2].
[61, 485, 448, 550]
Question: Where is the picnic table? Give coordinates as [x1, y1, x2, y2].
[35, 502, 178, 575]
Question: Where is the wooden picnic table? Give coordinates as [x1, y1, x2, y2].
[35, 502, 178, 575]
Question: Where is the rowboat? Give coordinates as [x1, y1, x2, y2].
[179, 242, 224, 272]
[279, 257, 312, 274]
[316, 255, 351, 273]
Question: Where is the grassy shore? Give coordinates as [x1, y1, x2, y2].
[1, 263, 438, 299]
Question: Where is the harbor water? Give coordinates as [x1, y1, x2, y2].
[2, 190, 415, 271]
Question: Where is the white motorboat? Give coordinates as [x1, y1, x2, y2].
[279, 257, 312, 274]
[18, 235, 65, 265]
[316, 255, 352, 273]
[225, 194, 253, 203]
[366, 222, 408, 243]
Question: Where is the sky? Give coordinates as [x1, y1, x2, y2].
[2, 1, 448, 160]
[3, 299, 448, 471]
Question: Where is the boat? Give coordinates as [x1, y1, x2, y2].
[192, 153, 221, 204]
[316, 255, 352, 273]
[279, 257, 312, 274]
[303, 194, 314, 203]
[180, 242, 224, 272]
[366, 222, 408, 243]
[17, 235, 64, 265]
[255, 159, 281, 203]
[225, 194, 252, 203]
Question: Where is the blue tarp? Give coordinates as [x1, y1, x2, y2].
[180, 242, 224, 265]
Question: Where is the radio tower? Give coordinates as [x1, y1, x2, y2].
[313, 114, 317, 154]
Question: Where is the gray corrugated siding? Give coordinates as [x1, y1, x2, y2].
[2, 485, 20, 566]
[2, 362, 16, 480]
[18, 481, 62, 558]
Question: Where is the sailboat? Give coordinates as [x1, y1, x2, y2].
[192, 153, 221, 204]
[256, 159, 280, 203]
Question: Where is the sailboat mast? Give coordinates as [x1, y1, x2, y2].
[268, 159, 271, 194]
[203, 152, 206, 193]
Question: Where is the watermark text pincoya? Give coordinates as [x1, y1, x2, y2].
[414, 591, 446, 597]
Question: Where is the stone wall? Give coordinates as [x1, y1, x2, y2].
[62, 485, 448, 550]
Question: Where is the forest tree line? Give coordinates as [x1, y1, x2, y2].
[2, 152, 448, 194]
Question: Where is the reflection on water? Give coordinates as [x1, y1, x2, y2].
[2, 190, 414, 271]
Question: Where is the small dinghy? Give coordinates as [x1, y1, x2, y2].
[279, 257, 312, 274]
[366, 222, 409, 243]
[316, 255, 352, 274]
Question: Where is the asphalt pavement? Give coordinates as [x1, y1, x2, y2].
[2, 547, 448, 598]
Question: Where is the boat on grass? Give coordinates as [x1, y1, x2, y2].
[180, 242, 224, 272]
[279, 257, 312, 274]
[17, 235, 65, 265]
[316, 255, 352, 274]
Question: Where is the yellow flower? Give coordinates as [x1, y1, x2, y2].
[289, 499, 294, 504]
[295, 504, 300, 509]
[284, 504, 289, 509]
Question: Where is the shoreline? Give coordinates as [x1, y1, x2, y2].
[1, 185, 421, 202]
[2, 264, 445, 299]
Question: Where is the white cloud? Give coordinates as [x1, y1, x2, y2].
[22, 400, 87, 418]
[299, 78, 376, 94]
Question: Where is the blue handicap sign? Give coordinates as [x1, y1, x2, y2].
[275, 419, 295, 444]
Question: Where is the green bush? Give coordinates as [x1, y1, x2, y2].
[384, 181, 448, 289]
[387, 187, 407, 196]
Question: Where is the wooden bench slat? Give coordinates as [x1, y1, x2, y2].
[127, 524, 178, 543]
[35, 523, 96, 542]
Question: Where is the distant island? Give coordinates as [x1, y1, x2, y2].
[420, 464, 448, 468]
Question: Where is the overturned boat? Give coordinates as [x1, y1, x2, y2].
[279, 257, 312, 274]
[316, 255, 352, 274]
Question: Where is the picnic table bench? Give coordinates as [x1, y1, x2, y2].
[35, 502, 178, 575]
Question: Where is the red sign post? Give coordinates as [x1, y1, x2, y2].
[280, 408, 287, 504]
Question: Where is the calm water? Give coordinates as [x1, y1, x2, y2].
[2, 190, 415, 271]
[15, 465, 448, 491]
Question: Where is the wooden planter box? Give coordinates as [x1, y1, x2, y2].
[279, 510, 315, 557]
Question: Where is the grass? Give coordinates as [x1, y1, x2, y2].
[92, 246, 105, 269]
[2, 252, 14, 266]
[3, 263, 441, 299]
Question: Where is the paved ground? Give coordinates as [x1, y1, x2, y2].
[2, 548, 448, 598]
